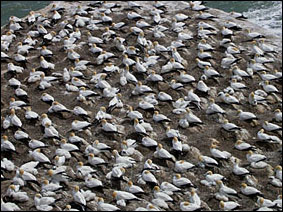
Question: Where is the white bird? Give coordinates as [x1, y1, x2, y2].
[29, 149, 51, 163]
[274, 165, 282, 181]
[241, 183, 262, 196]
[219, 201, 240, 211]
[154, 143, 176, 161]
[210, 143, 231, 160]
[153, 186, 173, 202]
[206, 98, 226, 115]
[274, 109, 282, 122]
[9, 109, 22, 128]
[72, 186, 86, 208]
[113, 149, 136, 167]
[76, 161, 96, 178]
[1, 135, 16, 152]
[112, 190, 140, 203]
[237, 109, 257, 121]
[142, 137, 158, 148]
[222, 119, 241, 131]
[180, 202, 200, 211]
[246, 151, 266, 163]
[141, 170, 158, 185]
[174, 160, 195, 173]
[233, 159, 250, 176]
[153, 111, 171, 123]
[173, 174, 194, 187]
[97, 197, 120, 211]
[126, 181, 144, 194]
[234, 140, 255, 151]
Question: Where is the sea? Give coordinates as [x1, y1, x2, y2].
[1, 1, 282, 37]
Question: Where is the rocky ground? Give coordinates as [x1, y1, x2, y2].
[1, 1, 282, 211]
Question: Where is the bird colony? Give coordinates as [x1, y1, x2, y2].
[1, 1, 282, 211]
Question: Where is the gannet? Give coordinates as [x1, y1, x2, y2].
[185, 108, 203, 125]
[1, 158, 15, 171]
[15, 87, 28, 101]
[274, 165, 282, 181]
[94, 198, 119, 211]
[178, 31, 193, 41]
[153, 186, 173, 202]
[34, 193, 57, 210]
[147, 70, 163, 82]
[153, 111, 171, 123]
[240, 183, 262, 196]
[203, 65, 221, 79]
[234, 140, 255, 151]
[9, 78, 21, 88]
[174, 160, 195, 173]
[230, 79, 247, 90]
[126, 181, 145, 195]
[173, 174, 194, 188]
[210, 143, 232, 160]
[260, 80, 279, 93]
[29, 149, 51, 163]
[206, 98, 226, 115]
[55, 148, 71, 159]
[5, 185, 29, 202]
[113, 149, 136, 167]
[219, 201, 240, 211]
[7, 63, 24, 74]
[123, 54, 136, 66]
[180, 201, 200, 211]
[166, 126, 181, 139]
[101, 119, 119, 133]
[87, 153, 106, 166]
[198, 26, 217, 38]
[142, 159, 159, 171]
[257, 197, 277, 208]
[141, 170, 159, 185]
[138, 99, 155, 111]
[274, 109, 282, 122]
[76, 161, 96, 177]
[9, 20, 22, 31]
[233, 158, 250, 176]
[9, 98, 27, 110]
[40, 56, 55, 70]
[248, 59, 268, 72]
[237, 109, 257, 121]
[172, 18, 185, 32]
[221, 53, 240, 69]
[222, 119, 241, 131]
[205, 171, 225, 185]
[160, 182, 181, 195]
[142, 137, 158, 148]
[198, 48, 212, 60]
[258, 39, 277, 53]
[247, 150, 267, 163]
[134, 118, 148, 135]
[107, 166, 126, 180]
[48, 101, 70, 113]
[60, 138, 79, 152]
[29, 139, 48, 149]
[71, 120, 91, 131]
[72, 185, 86, 209]
[43, 122, 60, 139]
[1, 198, 21, 211]
[179, 71, 196, 83]
[14, 130, 29, 141]
[250, 40, 264, 56]
[216, 180, 238, 198]
[9, 109, 22, 128]
[219, 92, 240, 105]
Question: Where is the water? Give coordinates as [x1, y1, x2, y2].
[1, 1, 282, 37]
